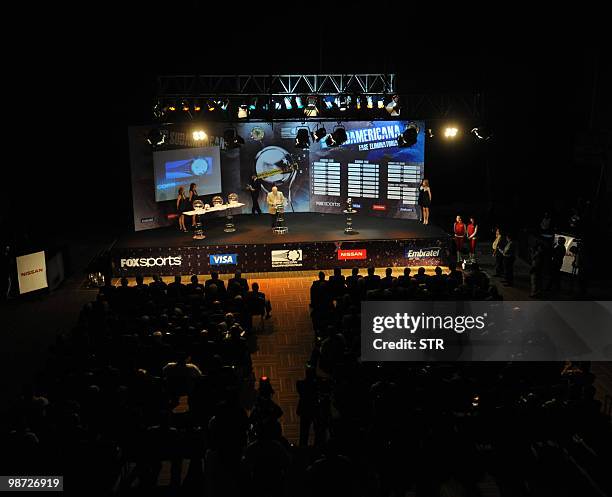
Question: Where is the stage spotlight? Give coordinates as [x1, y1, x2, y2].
[295, 96, 304, 109]
[377, 97, 385, 109]
[311, 126, 327, 143]
[224, 128, 245, 149]
[385, 95, 400, 116]
[338, 94, 349, 111]
[193, 101, 201, 112]
[238, 104, 249, 119]
[305, 96, 318, 117]
[333, 127, 348, 145]
[181, 99, 190, 112]
[249, 98, 258, 111]
[471, 127, 492, 141]
[427, 128, 434, 138]
[367, 96, 374, 109]
[274, 99, 282, 110]
[219, 98, 229, 111]
[284, 97, 293, 110]
[168, 103, 177, 112]
[397, 122, 419, 147]
[206, 99, 216, 112]
[147, 128, 166, 147]
[444, 127, 459, 138]
[193, 130, 207, 141]
[325, 126, 348, 147]
[295, 128, 311, 149]
[152, 101, 165, 120]
[323, 96, 335, 110]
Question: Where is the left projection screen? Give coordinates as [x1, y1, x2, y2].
[153, 146, 222, 202]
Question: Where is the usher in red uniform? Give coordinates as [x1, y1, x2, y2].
[467, 223, 477, 253]
[454, 221, 466, 252]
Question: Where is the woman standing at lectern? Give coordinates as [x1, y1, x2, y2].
[418, 179, 431, 224]
[176, 186, 188, 232]
[189, 182, 199, 227]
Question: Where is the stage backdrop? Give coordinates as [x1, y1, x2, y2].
[129, 121, 425, 231]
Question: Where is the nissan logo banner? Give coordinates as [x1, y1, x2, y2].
[362, 301, 612, 362]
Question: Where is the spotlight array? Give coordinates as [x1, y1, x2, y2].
[192, 130, 207, 141]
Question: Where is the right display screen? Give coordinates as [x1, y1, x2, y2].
[309, 120, 425, 219]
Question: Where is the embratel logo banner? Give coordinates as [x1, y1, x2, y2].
[362, 301, 612, 362]
[405, 247, 441, 259]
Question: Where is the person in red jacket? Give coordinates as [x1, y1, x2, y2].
[467, 216, 478, 261]
[453, 215, 466, 260]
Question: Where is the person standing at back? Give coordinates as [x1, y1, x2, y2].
[247, 174, 262, 214]
[188, 182, 199, 228]
[176, 186, 188, 232]
[501, 234, 516, 286]
[453, 216, 466, 261]
[418, 179, 432, 225]
[548, 237, 567, 292]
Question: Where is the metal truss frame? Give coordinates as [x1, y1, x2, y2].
[155, 74, 484, 120]
[157, 74, 396, 97]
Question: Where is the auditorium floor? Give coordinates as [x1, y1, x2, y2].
[113, 267, 443, 442]
[113, 264, 612, 441]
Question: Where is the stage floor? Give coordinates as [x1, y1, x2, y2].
[115, 213, 448, 248]
[111, 213, 452, 275]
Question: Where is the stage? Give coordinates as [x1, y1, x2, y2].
[110, 213, 452, 276]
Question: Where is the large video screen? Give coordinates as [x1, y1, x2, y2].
[153, 146, 222, 202]
[129, 121, 425, 231]
[308, 121, 425, 218]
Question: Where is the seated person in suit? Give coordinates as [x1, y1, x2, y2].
[205, 271, 226, 297]
[380, 267, 396, 290]
[328, 267, 346, 298]
[363, 267, 381, 291]
[413, 267, 429, 286]
[346, 267, 362, 288]
[228, 270, 249, 297]
[397, 267, 412, 288]
[310, 271, 332, 310]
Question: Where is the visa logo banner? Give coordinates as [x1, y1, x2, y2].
[338, 249, 367, 260]
[209, 254, 238, 265]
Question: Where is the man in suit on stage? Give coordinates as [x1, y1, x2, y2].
[267, 186, 286, 227]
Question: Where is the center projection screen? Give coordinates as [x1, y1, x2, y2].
[128, 120, 425, 231]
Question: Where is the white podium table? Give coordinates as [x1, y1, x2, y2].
[184, 202, 245, 239]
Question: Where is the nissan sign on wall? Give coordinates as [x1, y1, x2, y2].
[16, 251, 48, 294]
